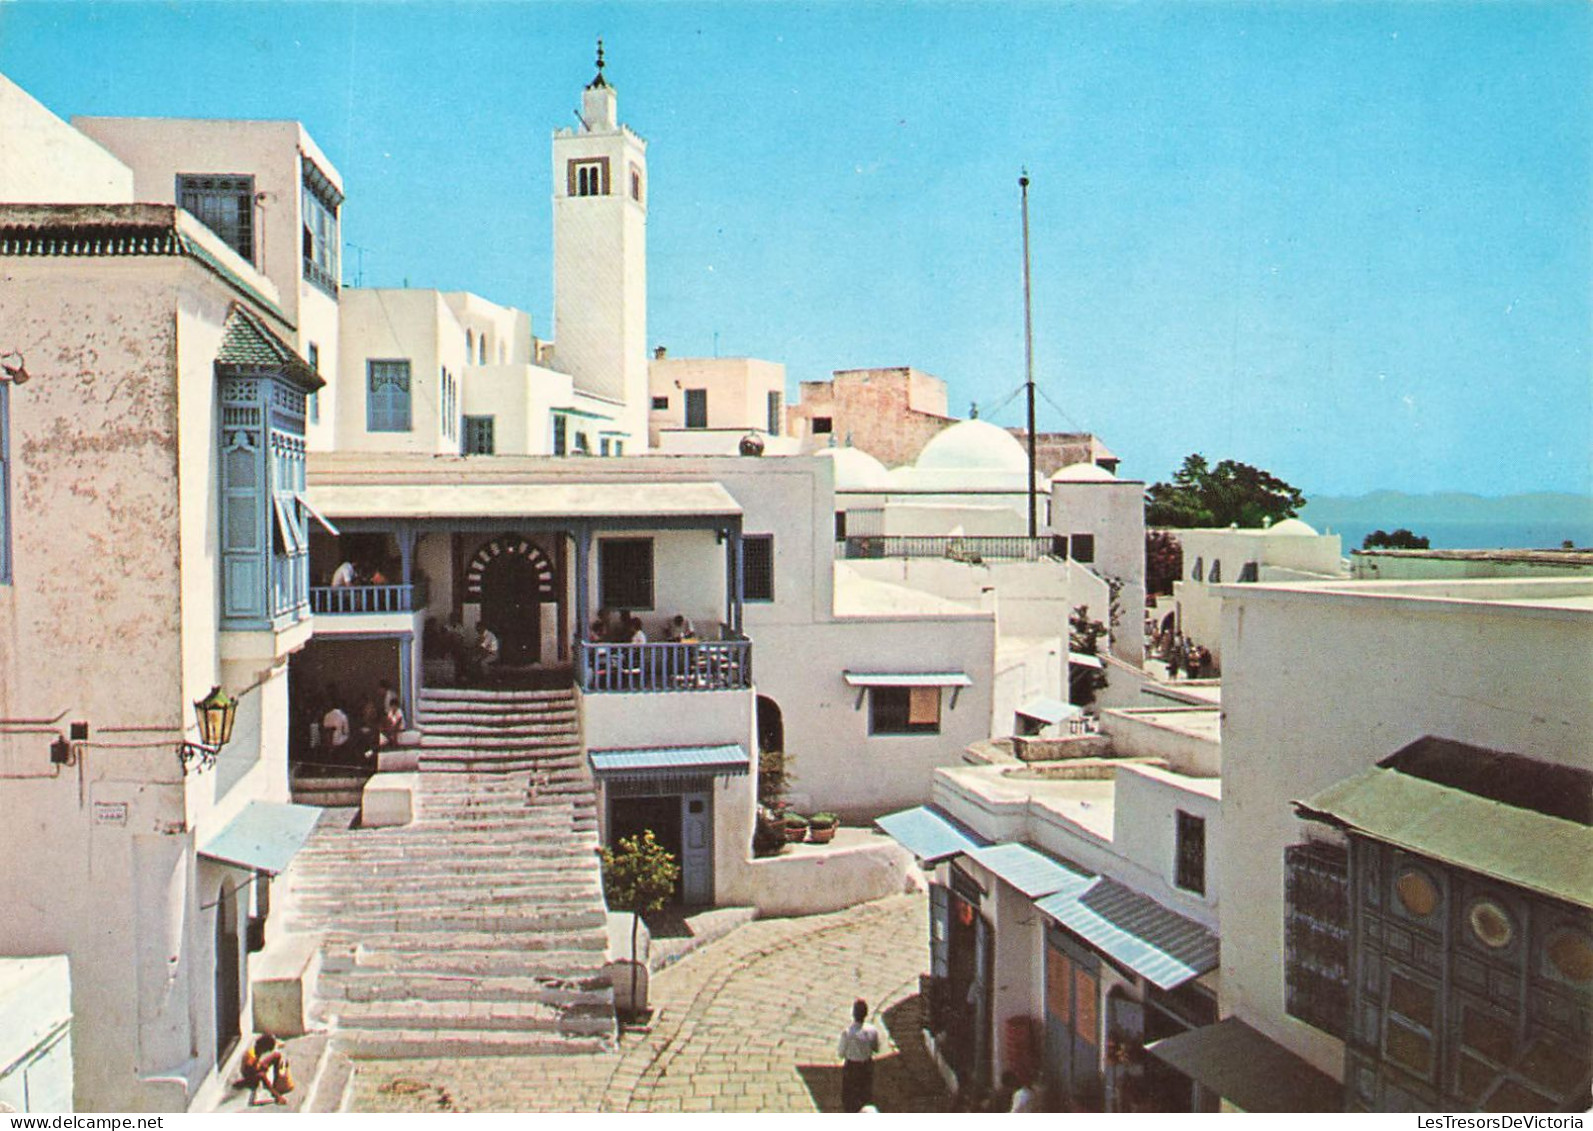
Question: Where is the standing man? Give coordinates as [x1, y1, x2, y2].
[838, 998, 882, 1112]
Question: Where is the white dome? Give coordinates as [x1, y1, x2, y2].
[816, 447, 892, 491]
[1267, 517, 1319, 536]
[916, 420, 1029, 473]
[1051, 461, 1116, 483]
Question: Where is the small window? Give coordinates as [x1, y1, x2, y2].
[599, 538, 653, 610]
[767, 390, 783, 436]
[466, 329, 474, 357]
[569, 157, 610, 197]
[870, 686, 941, 735]
[600, 437, 611, 456]
[178, 173, 254, 263]
[630, 164, 643, 202]
[463, 415, 495, 455]
[1209, 560, 1222, 583]
[1238, 561, 1259, 583]
[812, 416, 833, 435]
[1175, 810, 1206, 895]
[1192, 556, 1204, 582]
[684, 388, 708, 429]
[552, 414, 568, 456]
[306, 343, 320, 424]
[835, 511, 848, 541]
[743, 535, 774, 602]
[613, 440, 624, 456]
[651, 395, 669, 410]
[478, 336, 487, 365]
[1071, 533, 1096, 564]
[367, 359, 412, 432]
[574, 431, 591, 455]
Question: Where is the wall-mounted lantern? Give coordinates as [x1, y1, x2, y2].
[177, 686, 237, 775]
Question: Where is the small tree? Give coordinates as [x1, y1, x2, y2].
[1145, 530, 1184, 597]
[1145, 454, 1306, 529]
[1068, 604, 1110, 707]
[599, 830, 680, 1017]
[1363, 528, 1430, 550]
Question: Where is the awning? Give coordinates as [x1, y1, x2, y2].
[1296, 754, 1593, 911]
[874, 805, 989, 864]
[1037, 878, 1218, 991]
[1146, 1017, 1343, 1113]
[306, 481, 742, 522]
[965, 843, 1094, 899]
[553, 406, 613, 421]
[1067, 651, 1104, 670]
[199, 801, 322, 876]
[1016, 697, 1080, 725]
[842, 671, 973, 688]
[296, 491, 340, 536]
[272, 495, 303, 553]
[588, 744, 750, 781]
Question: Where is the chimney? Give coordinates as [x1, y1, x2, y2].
[654, 345, 668, 360]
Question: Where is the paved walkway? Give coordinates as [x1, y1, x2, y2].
[353, 892, 948, 1113]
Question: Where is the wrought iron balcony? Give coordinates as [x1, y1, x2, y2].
[309, 583, 418, 615]
[835, 535, 1064, 562]
[576, 636, 753, 693]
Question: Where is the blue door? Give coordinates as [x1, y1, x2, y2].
[680, 792, 713, 904]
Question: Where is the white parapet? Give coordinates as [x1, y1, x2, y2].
[250, 933, 323, 1039]
[361, 772, 417, 828]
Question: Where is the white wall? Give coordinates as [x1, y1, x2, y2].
[337, 289, 460, 454]
[0, 957, 74, 1113]
[0, 77, 133, 204]
[1050, 479, 1146, 663]
[648, 357, 787, 446]
[1217, 579, 1593, 1078]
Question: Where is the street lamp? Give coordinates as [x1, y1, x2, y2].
[177, 686, 237, 775]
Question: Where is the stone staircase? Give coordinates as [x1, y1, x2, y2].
[283, 686, 616, 1059]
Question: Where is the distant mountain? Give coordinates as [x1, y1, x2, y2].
[1300, 491, 1593, 551]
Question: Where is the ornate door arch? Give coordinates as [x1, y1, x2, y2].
[465, 536, 557, 664]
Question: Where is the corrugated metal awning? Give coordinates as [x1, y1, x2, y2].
[1016, 697, 1080, 725]
[1146, 1018, 1342, 1112]
[1067, 651, 1105, 670]
[1037, 878, 1218, 991]
[1296, 761, 1593, 910]
[965, 843, 1094, 899]
[875, 805, 989, 864]
[588, 744, 750, 781]
[199, 801, 322, 876]
[842, 671, 973, 688]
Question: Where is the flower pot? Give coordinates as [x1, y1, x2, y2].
[808, 823, 837, 844]
[784, 823, 808, 843]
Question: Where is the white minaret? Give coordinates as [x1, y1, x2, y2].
[552, 40, 649, 450]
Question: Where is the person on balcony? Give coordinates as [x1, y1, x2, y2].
[667, 614, 697, 642]
[628, 617, 648, 644]
[329, 560, 356, 587]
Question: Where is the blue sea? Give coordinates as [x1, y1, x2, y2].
[1319, 521, 1593, 552]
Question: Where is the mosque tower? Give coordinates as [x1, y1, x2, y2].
[551, 40, 649, 450]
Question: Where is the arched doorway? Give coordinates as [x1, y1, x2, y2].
[213, 881, 242, 1066]
[465, 536, 557, 666]
[756, 695, 785, 807]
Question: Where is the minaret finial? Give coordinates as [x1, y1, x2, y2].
[588, 38, 609, 89]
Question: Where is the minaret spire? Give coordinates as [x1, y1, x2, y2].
[588, 38, 608, 89]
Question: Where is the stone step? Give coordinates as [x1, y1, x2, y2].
[347, 947, 609, 978]
[334, 1029, 613, 1060]
[417, 721, 579, 740]
[290, 863, 601, 890]
[418, 733, 580, 750]
[419, 759, 590, 775]
[328, 997, 615, 1034]
[419, 688, 576, 704]
[320, 971, 611, 1006]
[288, 908, 608, 934]
[290, 886, 605, 914]
[344, 927, 610, 956]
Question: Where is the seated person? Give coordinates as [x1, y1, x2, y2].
[379, 701, 405, 748]
[667, 614, 697, 642]
[628, 617, 647, 644]
[238, 1034, 292, 1106]
[321, 701, 350, 761]
[471, 624, 501, 680]
[329, 560, 356, 587]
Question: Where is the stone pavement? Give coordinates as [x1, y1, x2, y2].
[353, 891, 949, 1113]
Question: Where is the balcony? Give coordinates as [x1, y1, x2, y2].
[309, 583, 420, 615]
[836, 535, 1063, 562]
[576, 636, 752, 693]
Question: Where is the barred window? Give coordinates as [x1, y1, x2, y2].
[743, 535, 774, 602]
[1175, 810, 1206, 895]
[366, 360, 411, 432]
[301, 160, 340, 296]
[552, 414, 568, 456]
[767, 390, 783, 435]
[178, 174, 254, 263]
[685, 389, 708, 429]
[1284, 841, 1349, 1039]
[599, 538, 653, 610]
[463, 415, 495, 455]
[870, 687, 941, 735]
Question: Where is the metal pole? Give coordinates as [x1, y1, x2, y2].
[1020, 170, 1037, 538]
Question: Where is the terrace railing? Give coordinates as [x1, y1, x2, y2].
[310, 583, 419, 615]
[836, 535, 1064, 562]
[576, 636, 753, 693]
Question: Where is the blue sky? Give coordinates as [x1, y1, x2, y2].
[2, 1, 1587, 497]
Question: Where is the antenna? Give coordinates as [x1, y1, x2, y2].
[1020, 169, 1037, 538]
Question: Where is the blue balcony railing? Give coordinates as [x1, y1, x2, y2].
[310, 584, 417, 615]
[836, 535, 1063, 562]
[576, 637, 753, 693]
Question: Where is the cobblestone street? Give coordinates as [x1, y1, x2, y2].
[354, 892, 949, 1113]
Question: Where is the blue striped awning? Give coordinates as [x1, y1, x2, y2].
[588, 744, 750, 780]
[199, 801, 322, 876]
[965, 843, 1095, 899]
[1037, 878, 1218, 991]
[874, 805, 989, 864]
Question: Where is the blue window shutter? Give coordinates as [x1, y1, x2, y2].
[367, 360, 411, 432]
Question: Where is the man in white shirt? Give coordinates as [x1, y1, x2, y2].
[321, 703, 350, 760]
[329, 560, 356, 587]
[472, 624, 500, 682]
[837, 998, 882, 1112]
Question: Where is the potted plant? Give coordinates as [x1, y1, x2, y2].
[783, 812, 810, 843]
[807, 812, 840, 844]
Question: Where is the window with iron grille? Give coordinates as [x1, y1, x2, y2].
[552, 413, 568, 456]
[463, 415, 495, 455]
[685, 388, 708, 429]
[870, 687, 941, 735]
[177, 174, 255, 263]
[301, 161, 340, 296]
[652, 395, 669, 410]
[1175, 810, 1206, 895]
[1284, 840, 1350, 1039]
[366, 360, 411, 432]
[599, 538, 653, 610]
[743, 535, 774, 602]
[1071, 533, 1096, 563]
[767, 390, 783, 435]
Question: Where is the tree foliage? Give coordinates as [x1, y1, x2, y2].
[1145, 454, 1306, 529]
[1362, 528, 1430, 550]
[1145, 530, 1184, 597]
[1068, 605, 1110, 707]
[600, 830, 680, 1018]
